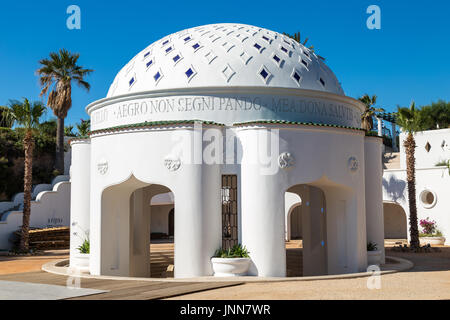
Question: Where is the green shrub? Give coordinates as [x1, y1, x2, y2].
[214, 244, 250, 258]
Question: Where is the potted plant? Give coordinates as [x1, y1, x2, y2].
[72, 238, 90, 273]
[211, 244, 251, 277]
[367, 241, 382, 266]
[419, 218, 445, 245]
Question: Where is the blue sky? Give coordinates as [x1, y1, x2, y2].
[0, 0, 449, 126]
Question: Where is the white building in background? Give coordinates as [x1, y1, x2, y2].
[69, 23, 386, 279]
[383, 128, 450, 244]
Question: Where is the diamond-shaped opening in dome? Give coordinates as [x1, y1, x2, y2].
[185, 65, 197, 82]
[262, 35, 272, 43]
[204, 50, 218, 65]
[319, 77, 326, 87]
[272, 53, 283, 67]
[280, 45, 291, 56]
[258, 65, 272, 84]
[300, 57, 309, 69]
[253, 43, 264, 53]
[425, 142, 431, 152]
[192, 42, 203, 52]
[291, 69, 302, 87]
[153, 69, 163, 84]
[183, 35, 192, 43]
[172, 53, 183, 65]
[239, 51, 252, 65]
[143, 51, 151, 60]
[128, 74, 136, 88]
[161, 38, 171, 47]
[145, 58, 154, 70]
[222, 64, 236, 83]
[165, 46, 174, 55]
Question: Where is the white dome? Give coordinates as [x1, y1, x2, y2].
[107, 23, 344, 98]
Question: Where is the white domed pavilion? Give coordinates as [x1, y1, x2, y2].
[70, 23, 385, 278]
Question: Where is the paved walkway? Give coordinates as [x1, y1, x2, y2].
[168, 246, 450, 300]
[0, 250, 69, 275]
[2, 242, 449, 299]
[0, 271, 242, 300]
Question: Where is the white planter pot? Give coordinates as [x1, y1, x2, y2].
[211, 257, 251, 277]
[367, 250, 382, 266]
[420, 237, 445, 246]
[72, 253, 90, 273]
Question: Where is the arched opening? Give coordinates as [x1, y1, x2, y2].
[100, 176, 175, 278]
[290, 205, 303, 240]
[285, 185, 327, 277]
[148, 193, 175, 278]
[383, 202, 408, 242]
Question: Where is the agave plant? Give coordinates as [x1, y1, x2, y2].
[214, 244, 250, 258]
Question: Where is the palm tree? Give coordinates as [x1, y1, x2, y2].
[358, 94, 385, 132]
[3, 99, 45, 251]
[283, 31, 325, 60]
[396, 101, 425, 249]
[36, 49, 93, 174]
[76, 119, 90, 137]
[0, 106, 13, 128]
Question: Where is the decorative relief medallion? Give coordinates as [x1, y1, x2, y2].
[164, 157, 181, 171]
[97, 159, 108, 175]
[278, 152, 295, 169]
[348, 156, 359, 173]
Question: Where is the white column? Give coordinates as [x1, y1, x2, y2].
[323, 184, 367, 274]
[377, 117, 383, 137]
[129, 188, 151, 277]
[241, 168, 286, 277]
[173, 129, 222, 278]
[69, 139, 91, 272]
[364, 137, 385, 263]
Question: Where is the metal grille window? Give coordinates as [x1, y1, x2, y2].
[221, 175, 238, 250]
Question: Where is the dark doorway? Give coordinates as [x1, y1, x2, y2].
[221, 175, 238, 250]
[168, 208, 174, 237]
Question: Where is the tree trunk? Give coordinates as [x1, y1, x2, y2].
[20, 130, 34, 251]
[55, 116, 65, 174]
[404, 133, 420, 248]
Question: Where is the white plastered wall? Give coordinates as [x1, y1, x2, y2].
[238, 125, 368, 277]
[364, 136, 385, 263]
[88, 126, 222, 278]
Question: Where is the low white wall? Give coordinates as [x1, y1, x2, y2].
[383, 167, 450, 245]
[0, 181, 71, 250]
